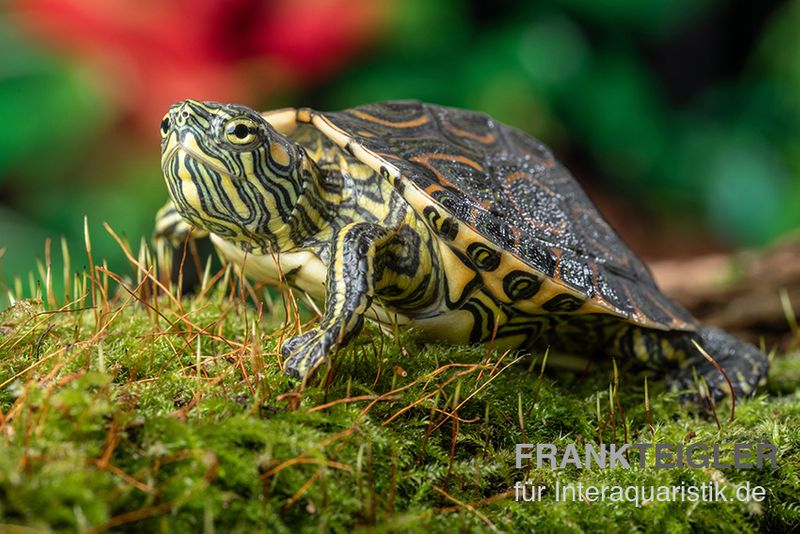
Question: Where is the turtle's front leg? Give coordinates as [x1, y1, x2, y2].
[153, 199, 208, 245]
[282, 222, 393, 378]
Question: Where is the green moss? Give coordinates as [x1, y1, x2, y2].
[1, 289, 799, 532]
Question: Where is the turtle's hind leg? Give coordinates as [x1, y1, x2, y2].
[669, 326, 768, 401]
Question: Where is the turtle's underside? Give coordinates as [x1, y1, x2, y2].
[156, 99, 768, 399]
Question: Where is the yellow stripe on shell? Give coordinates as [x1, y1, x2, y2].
[438, 244, 480, 305]
[261, 107, 299, 134]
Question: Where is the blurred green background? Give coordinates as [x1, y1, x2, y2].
[2, 0, 800, 302]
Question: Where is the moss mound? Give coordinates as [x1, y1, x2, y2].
[1, 281, 799, 532]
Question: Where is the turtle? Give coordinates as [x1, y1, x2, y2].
[155, 99, 768, 399]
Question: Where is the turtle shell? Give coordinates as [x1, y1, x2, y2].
[281, 101, 695, 331]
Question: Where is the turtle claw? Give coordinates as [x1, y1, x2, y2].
[281, 329, 331, 379]
[667, 326, 767, 403]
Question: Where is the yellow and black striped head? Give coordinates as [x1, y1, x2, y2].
[160, 99, 305, 250]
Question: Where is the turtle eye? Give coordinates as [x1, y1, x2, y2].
[224, 118, 259, 146]
[160, 115, 170, 138]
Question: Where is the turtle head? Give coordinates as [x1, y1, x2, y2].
[160, 99, 307, 250]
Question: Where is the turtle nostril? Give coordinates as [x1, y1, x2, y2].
[181, 110, 190, 120]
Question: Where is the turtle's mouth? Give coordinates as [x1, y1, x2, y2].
[161, 133, 239, 180]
